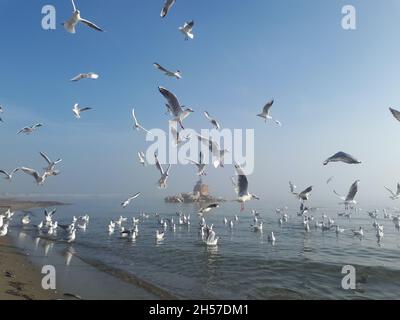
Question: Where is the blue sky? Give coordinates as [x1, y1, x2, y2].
[1, 0, 400, 207]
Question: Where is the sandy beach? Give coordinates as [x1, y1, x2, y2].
[0, 199, 64, 300]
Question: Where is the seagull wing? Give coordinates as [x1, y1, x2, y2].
[158, 87, 182, 116]
[170, 126, 179, 145]
[346, 180, 359, 201]
[40, 152, 52, 165]
[154, 154, 164, 175]
[11, 168, 19, 175]
[333, 190, 346, 201]
[71, 0, 77, 11]
[263, 99, 274, 114]
[397, 183, 400, 196]
[154, 63, 169, 74]
[235, 165, 248, 197]
[79, 18, 104, 32]
[389, 108, 400, 122]
[385, 186, 396, 197]
[21, 167, 40, 181]
[79, 107, 92, 112]
[0, 170, 9, 177]
[128, 192, 141, 202]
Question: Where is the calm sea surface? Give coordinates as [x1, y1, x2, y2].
[8, 197, 400, 299]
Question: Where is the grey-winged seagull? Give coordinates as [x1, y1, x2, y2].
[234, 164, 260, 211]
[160, 0, 176, 18]
[154, 152, 171, 189]
[63, 0, 104, 33]
[153, 63, 181, 79]
[323, 151, 361, 165]
[17, 123, 43, 135]
[72, 103, 93, 119]
[384, 183, 400, 200]
[334, 180, 360, 210]
[204, 111, 220, 130]
[179, 21, 194, 40]
[197, 135, 229, 168]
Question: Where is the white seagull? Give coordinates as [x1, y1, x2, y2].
[158, 87, 194, 129]
[72, 103, 93, 119]
[0, 168, 19, 181]
[187, 152, 207, 176]
[70, 72, 99, 82]
[334, 180, 360, 210]
[153, 63, 181, 79]
[132, 108, 152, 134]
[154, 153, 171, 189]
[179, 21, 194, 40]
[170, 124, 191, 146]
[293, 186, 313, 202]
[199, 203, 220, 214]
[63, 0, 104, 34]
[20, 167, 51, 186]
[17, 123, 43, 135]
[384, 183, 400, 200]
[121, 192, 141, 208]
[234, 164, 260, 211]
[323, 152, 361, 166]
[204, 111, 220, 130]
[257, 99, 281, 126]
[198, 135, 229, 168]
[138, 152, 147, 166]
[160, 0, 176, 18]
[40, 152, 62, 172]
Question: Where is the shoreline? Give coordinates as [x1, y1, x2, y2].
[0, 198, 67, 211]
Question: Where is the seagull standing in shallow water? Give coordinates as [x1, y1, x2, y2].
[63, 0, 104, 34]
[234, 165, 260, 211]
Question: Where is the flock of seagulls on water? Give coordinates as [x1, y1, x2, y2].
[1, 0, 400, 250]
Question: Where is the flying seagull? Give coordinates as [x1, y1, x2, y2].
[204, 111, 220, 130]
[20, 167, 51, 186]
[187, 152, 207, 176]
[389, 107, 400, 122]
[160, 0, 176, 18]
[323, 151, 361, 166]
[70, 72, 99, 82]
[0, 168, 19, 181]
[63, 0, 104, 33]
[384, 183, 400, 200]
[138, 152, 147, 166]
[121, 192, 141, 208]
[154, 152, 171, 189]
[72, 103, 93, 119]
[257, 99, 281, 126]
[198, 135, 229, 168]
[153, 63, 181, 79]
[293, 186, 313, 202]
[289, 181, 297, 193]
[158, 87, 194, 129]
[40, 152, 62, 172]
[17, 123, 43, 135]
[132, 108, 152, 134]
[179, 21, 194, 40]
[334, 180, 360, 210]
[234, 164, 259, 211]
[199, 203, 220, 214]
[170, 123, 190, 146]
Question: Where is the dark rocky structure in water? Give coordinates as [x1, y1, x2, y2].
[165, 179, 225, 203]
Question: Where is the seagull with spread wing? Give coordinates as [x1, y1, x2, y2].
[153, 63, 181, 79]
[158, 87, 194, 129]
[72, 103, 93, 119]
[197, 135, 229, 168]
[154, 153, 171, 189]
[204, 111, 220, 130]
[179, 21, 194, 40]
[20, 167, 51, 186]
[17, 123, 43, 135]
[187, 152, 207, 176]
[0, 168, 19, 181]
[170, 123, 191, 146]
[323, 151, 361, 166]
[132, 108, 152, 134]
[333, 180, 360, 210]
[257, 99, 281, 126]
[40, 152, 62, 172]
[63, 0, 104, 34]
[121, 192, 141, 208]
[234, 164, 260, 211]
[70, 72, 99, 82]
[384, 183, 400, 200]
[293, 186, 313, 202]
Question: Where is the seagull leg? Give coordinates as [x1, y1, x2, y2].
[240, 203, 245, 212]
